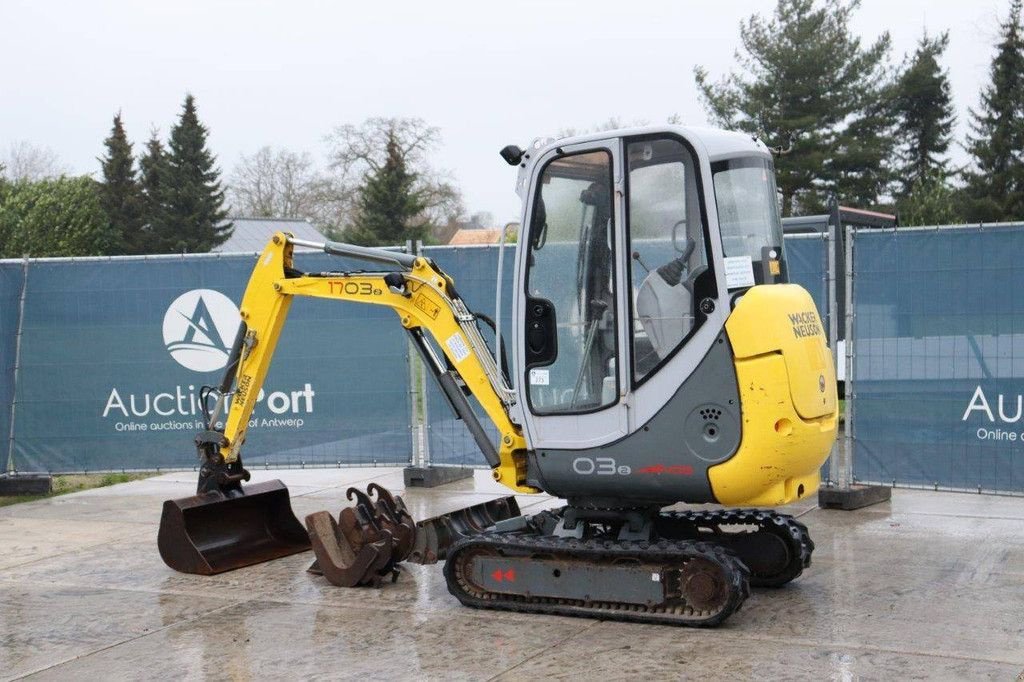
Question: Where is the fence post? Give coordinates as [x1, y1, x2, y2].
[819, 226, 891, 510]
[826, 226, 839, 486]
[5, 257, 29, 474]
[840, 225, 855, 489]
[405, 237, 425, 466]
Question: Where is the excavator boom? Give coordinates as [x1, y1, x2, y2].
[159, 232, 535, 574]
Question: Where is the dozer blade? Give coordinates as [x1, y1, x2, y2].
[408, 495, 521, 565]
[158, 479, 310, 575]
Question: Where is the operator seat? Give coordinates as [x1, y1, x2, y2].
[635, 238, 705, 361]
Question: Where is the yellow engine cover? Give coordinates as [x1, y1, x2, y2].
[709, 285, 838, 507]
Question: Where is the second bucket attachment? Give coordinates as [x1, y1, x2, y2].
[158, 479, 310, 575]
[305, 511, 390, 587]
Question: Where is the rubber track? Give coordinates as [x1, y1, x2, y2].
[443, 533, 750, 627]
[658, 509, 813, 588]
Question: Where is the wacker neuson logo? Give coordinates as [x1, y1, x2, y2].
[162, 289, 240, 372]
[100, 288, 316, 433]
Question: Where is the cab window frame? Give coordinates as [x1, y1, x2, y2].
[522, 146, 621, 417]
[623, 133, 717, 389]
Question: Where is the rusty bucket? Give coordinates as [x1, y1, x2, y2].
[158, 479, 310, 575]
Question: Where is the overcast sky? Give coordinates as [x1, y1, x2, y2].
[0, 0, 1013, 223]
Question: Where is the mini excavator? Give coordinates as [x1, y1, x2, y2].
[159, 125, 837, 627]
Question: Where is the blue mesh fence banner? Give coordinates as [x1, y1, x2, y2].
[422, 236, 829, 468]
[7, 251, 411, 473]
[783, 234, 831, 481]
[851, 225, 1024, 494]
[0, 261, 25, 468]
[785, 234, 829, 332]
[420, 245, 514, 465]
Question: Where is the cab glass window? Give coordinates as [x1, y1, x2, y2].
[626, 138, 708, 382]
[524, 150, 618, 414]
[712, 156, 785, 285]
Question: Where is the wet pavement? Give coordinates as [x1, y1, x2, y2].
[1, 468, 1022, 680]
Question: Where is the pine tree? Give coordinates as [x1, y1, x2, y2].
[963, 0, 1024, 222]
[138, 129, 169, 253]
[159, 94, 231, 252]
[98, 112, 145, 254]
[892, 32, 956, 197]
[695, 0, 894, 215]
[346, 135, 428, 246]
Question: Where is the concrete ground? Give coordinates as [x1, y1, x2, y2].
[0, 469, 1022, 681]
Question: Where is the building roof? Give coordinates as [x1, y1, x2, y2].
[448, 228, 503, 245]
[447, 224, 519, 246]
[214, 217, 327, 253]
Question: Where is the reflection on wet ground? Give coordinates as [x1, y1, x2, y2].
[1, 468, 1022, 680]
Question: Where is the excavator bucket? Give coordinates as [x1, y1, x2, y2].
[158, 479, 310, 575]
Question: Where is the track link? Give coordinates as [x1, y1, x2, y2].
[656, 509, 813, 587]
[444, 532, 750, 627]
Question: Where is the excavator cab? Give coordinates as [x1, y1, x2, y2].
[511, 128, 833, 507]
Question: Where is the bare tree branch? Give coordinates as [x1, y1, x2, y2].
[324, 117, 464, 239]
[227, 146, 353, 235]
[3, 141, 68, 181]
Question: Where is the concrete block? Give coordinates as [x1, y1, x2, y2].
[818, 483, 892, 510]
[0, 474, 53, 495]
[403, 465, 473, 488]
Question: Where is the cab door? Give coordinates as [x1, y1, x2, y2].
[514, 140, 629, 449]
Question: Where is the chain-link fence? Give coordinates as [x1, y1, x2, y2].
[1, 251, 412, 473]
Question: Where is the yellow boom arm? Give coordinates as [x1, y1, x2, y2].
[209, 233, 535, 493]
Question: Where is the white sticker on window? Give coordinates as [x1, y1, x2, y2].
[723, 255, 756, 289]
[529, 368, 550, 385]
[445, 333, 471, 363]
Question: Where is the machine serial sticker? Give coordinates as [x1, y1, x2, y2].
[529, 368, 549, 385]
[723, 256, 756, 289]
[445, 333, 471, 363]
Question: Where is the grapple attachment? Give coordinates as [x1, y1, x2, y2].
[158, 479, 310, 575]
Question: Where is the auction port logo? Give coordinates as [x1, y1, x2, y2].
[162, 289, 240, 372]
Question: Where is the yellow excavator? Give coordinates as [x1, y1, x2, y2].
[158, 125, 837, 627]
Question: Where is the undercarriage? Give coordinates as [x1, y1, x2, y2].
[442, 504, 813, 627]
